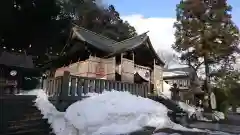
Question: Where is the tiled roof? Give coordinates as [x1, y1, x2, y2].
[106, 32, 149, 56]
[70, 24, 164, 65]
[0, 51, 34, 68]
[72, 25, 116, 52]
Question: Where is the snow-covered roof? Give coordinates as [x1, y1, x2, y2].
[163, 67, 194, 78]
[163, 71, 188, 77]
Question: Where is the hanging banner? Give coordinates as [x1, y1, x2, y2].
[134, 66, 150, 81]
[210, 92, 216, 109]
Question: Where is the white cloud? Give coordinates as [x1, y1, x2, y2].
[122, 14, 175, 52]
[122, 14, 240, 70]
[122, 14, 183, 69]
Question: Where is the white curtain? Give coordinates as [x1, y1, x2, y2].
[134, 67, 150, 81]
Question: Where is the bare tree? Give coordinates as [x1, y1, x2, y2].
[157, 50, 179, 69]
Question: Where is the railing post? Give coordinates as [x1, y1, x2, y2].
[57, 71, 70, 112]
[42, 78, 47, 91]
[61, 71, 70, 99]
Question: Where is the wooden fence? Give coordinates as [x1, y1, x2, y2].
[44, 71, 150, 111]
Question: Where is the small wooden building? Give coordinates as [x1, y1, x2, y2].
[0, 51, 41, 94]
[52, 24, 165, 95]
[163, 67, 204, 104]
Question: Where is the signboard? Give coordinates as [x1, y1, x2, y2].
[0, 78, 17, 86]
[6, 80, 17, 86]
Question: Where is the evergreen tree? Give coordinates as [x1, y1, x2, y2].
[0, 0, 137, 67]
[214, 69, 240, 112]
[173, 0, 239, 109]
[60, 0, 137, 41]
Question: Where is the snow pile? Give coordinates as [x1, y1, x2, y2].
[178, 102, 197, 117]
[212, 111, 225, 121]
[65, 91, 170, 134]
[33, 90, 78, 135]
[65, 91, 201, 135]
[20, 89, 202, 135]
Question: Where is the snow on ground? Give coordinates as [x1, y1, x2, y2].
[34, 90, 78, 135]
[177, 102, 226, 122]
[178, 102, 197, 117]
[228, 107, 240, 113]
[212, 111, 225, 121]
[81, 92, 100, 97]
[17, 89, 41, 95]
[178, 101, 211, 121]
[20, 89, 202, 135]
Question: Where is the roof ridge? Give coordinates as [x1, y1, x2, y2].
[72, 23, 117, 43]
[113, 31, 149, 45]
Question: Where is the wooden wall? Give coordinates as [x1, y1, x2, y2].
[102, 57, 115, 80]
[121, 58, 134, 83]
[54, 56, 115, 80]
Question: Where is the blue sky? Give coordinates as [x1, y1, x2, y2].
[106, 0, 240, 25]
[104, 0, 240, 69]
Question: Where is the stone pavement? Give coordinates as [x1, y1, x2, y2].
[129, 113, 240, 135]
[188, 113, 240, 134]
[188, 122, 240, 134]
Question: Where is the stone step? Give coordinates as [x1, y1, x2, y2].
[2, 111, 43, 121]
[0, 95, 36, 101]
[2, 108, 41, 115]
[6, 120, 51, 133]
[1, 95, 53, 135]
[2, 101, 35, 105]
[7, 115, 45, 124]
[2, 128, 51, 135]
[1, 111, 47, 133]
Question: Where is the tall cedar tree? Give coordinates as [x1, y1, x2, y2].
[173, 0, 239, 108]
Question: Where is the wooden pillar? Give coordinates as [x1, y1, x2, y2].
[153, 59, 156, 95]
[148, 69, 152, 96]
[56, 71, 70, 112]
[120, 53, 123, 81]
[87, 55, 90, 77]
[132, 52, 135, 83]
[132, 51, 134, 61]
[161, 64, 164, 93]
